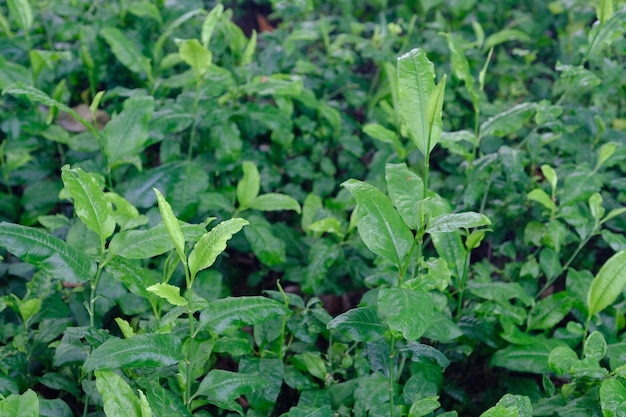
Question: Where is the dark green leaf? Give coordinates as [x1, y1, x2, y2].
[327, 308, 385, 342]
[527, 292, 574, 331]
[197, 296, 289, 335]
[491, 337, 566, 374]
[100, 27, 151, 77]
[378, 287, 433, 341]
[193, 369, 265, 413]
[0, 222, 95, 284]
[244, 217, 286, 267]
[385, 163, 424, 230]
[84, 334, 183, 372]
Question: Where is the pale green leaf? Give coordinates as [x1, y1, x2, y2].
[61, 165, 115, 241]
[0, 389, 39, 417]
[597, 141, 617, 169]
[188, 218, 249, 278]
[179, 39, 212, 79]
[146, 283, 187, 306]
[541, 164, 558, 192]
[7, 0, 32, 32]
[237, 161, 260, 208]
[0, 222, 95, 283]
[95, 370, 143, 417]
[527, 188, 556, 214]
[201, 4, 224, 48]
[378, 287, 434, 341]
[128, 1, 162, 23]
[483, 29, 531, 51]
[193, 369, 265, 413]
[588, 250, 626, 317]
[154, 189, 186, 264]
[342, 179, 414, 269]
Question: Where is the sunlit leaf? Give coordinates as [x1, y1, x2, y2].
[197, 296, 289, 335]
[588, 250, 626, 318]
[95, 370, 146, 417]
[146, 283, 187, 306]
[188, 218, 248, 278]
[327, 308, 385, 342]
[378, 287, 433, 341]
[237, 161, 260, 208]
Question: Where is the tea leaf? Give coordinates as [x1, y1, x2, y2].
[154, 189, 186, 264]
[102, 95, 154, 169]
[327, 307, 386, 342]
[527, 292, 574, 331]
[0, 389, 39, 417]
[0, 222, 95, 284]
[197, 296, 289, 335]
[244, 218, 286, 267]
[146, 283, 187, 306]
[480, 102, 536, 138]
[7, 0, 32, 32]
[100, 27, 151, 77]
[246, 193, 301, 213]
[84, 334, 183, 372]
[584, 331, 607, 361]
[397, 48, 436, 158]
[342, 179, 414, 269]
[237, 161, 260, 208]
[179, 39, 212, 79]
[193, 369, 265, 414]
[426, 212, 491, 233]
[483, 29, 531, 50]
[188, 218, 248, 278]
[527, 188, 556, 214]
[600, 378, 626, 417]
[385, 163, 424, 230]
[201, 4, 223, 48]
[409, 396, 441, 417]
[442, 33, 477, 107]
[61, 165, 115, 242]
[588, 250, 626, 318]
[491, 337, 567, 374]
[378, 287, 434, 341]
[95, 370, 147, 417]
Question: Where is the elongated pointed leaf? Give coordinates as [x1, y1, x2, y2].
[491, 337, 567, 374]
[95, 370, 145, 417]
[0, 222, 95, 283]
[7, 0, 32, 32]
[397, 48, 436, 158]
[442, 33, 477, 107]
[146, 283, 187, 306]
[426, 74, 446, 150]
[2, 82, 89, 127]
[108, 221, 208, 259]
[179, 39, 212, 79]
[426, 212, 491, 234]
[197, 296, 289, 335]
[154, 189, 186, 264]
[528, 188, 556, 213]
[103, 96, 154, 169]
[237, 161, 260, 208]
[193, 369, 265, 413]
[483, 29, 531, 50]
[431, 231, 466, 280]
[188, 218, 248, 278]
[480, 103, 536, 138]
[588, 250, 626, 317]
[61, 165, 115, 241]
[246, 193, 301, 213]
[327, 307, 385, 342]
[84, 334, 183, 372]
[527, 292, 574, 331]
[342, 179, 413, 269]
[201, 4, 224, 48]
[378, 287, 433, 341]
[100, 27, 151, 77]
[385, 163, 424, 230]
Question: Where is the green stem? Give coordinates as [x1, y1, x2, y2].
[388, 335, 396, 417]
[184, 263, 195, 411]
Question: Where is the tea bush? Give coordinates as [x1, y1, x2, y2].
[1, 0, 626, 416]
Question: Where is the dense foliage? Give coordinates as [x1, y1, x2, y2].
[1, 0, 626, 416]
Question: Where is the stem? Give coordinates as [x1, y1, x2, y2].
[184, 262, 195, 411]
[388, 335, 396, 417]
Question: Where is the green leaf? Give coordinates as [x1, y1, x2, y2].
[246, 193, 301, 213]
[597, 0, 614, 23]
[286, 405, 332, 417]
[84, 334, 183, 372]
[146, 283, 187, 306]
[237, 161, 260, 208]
[154, 189, 186, 264]
[378, 287, 434, 341]
[342, 179, 414, 269]
[399, 341, 451, 369]
[327, 307, 386, 342]
[293, 352, 327, 380]
[188, 218, 248, 278]
[128, 1, 162, 23]
[527, 292, 574, 331]
[426, 211, 491, 233]
[0, 222, 95, 284]
[7, 0, 32, 32]
[244, 217, 286, 267]
[480, 103, 536, 138]
[363, 124, 405, 158]
[95, 370, 145, 417]
[397, 48, 436, 158]
[179, 39, 212, 79]
[100, 27, 151, 77]
[2, 82, 89, 127]
[468, 282, 534, 307]
[541, 164, 558, 192]
[193, 370, 265, 414]
[492, 337, 566, 374]
[483, 29, 531, 50]
[201, 4, 224, 48]
[527, 188, 556, 214]
[108, 221, 207, 259]
[589, 192, 605, 221]
[600, 378, 626, 417]
[409, 396, 441, 417]
[103, 96, 154, 169]
[588, 250, 626, 318]
[548, 346, 579, 375]
[597, 142, 617, 169]
[442, 33, 477, 108]
[587, 9, 626, 59]
[61, 165, 115, 242]
[385, 164, 424, 231]
[585, 331, 608, 361]
[364, 339, 391, 378]
[0, 389, 39, 417]
[197, 296, 289, 335]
